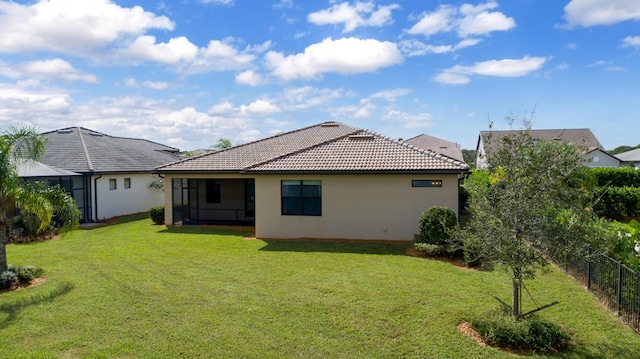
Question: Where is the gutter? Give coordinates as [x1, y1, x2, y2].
[93, 174, 101, 222]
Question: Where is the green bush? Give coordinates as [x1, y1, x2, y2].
[590, 167, 640, 188]
[414, 243, 449, 256]
[470, 309, 571, 353]
[15, 266, 41, 282]
[592, 186, 640, 218]
[0, 270, 18, 289]
[149, 206, 165, 225]
[416, 206, 458, 245]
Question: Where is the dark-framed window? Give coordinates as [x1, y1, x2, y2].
[109, 178, 117, 190]
[124, 178, 131, 189]
[281, 180, 321, 216]
[206, 179, 221, 203]
[412, 179, 442, 188]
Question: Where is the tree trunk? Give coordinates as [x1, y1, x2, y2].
[512, 277, 521, 319]
[0, 222, 7, 271]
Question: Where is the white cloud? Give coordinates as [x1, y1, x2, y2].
[235, 70, 263, 86]
[457, 1, 515, 37]
[273, 0, 293, 9]
[0, 83, 72, 122]
[308, 2, 399, 33]
[407, 1, 514, 38]
[0, 59, 97, 83]
[623, 36, 640, 47]
[180, 39, 269, 74]
[399, 38, 481, 56]
[434, 56, 547, 85]
[563, 0, 640, 27]
[199, 0, 234, 5]
[0, 0, 173, 55]
[369, 88, 411, 102]
[279, 86, 346, 110]
[382, 109, 433, 129]
[125, 36, 199, 64]
[241, 100, 281, 115]
[266, 37, 403, 80]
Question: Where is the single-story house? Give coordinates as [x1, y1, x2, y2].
[153, 122, 469, 241]
[475, 128, 620, 169]
[38, 127, 182, 222]
[404, 134, 465, 163]
[616, 148, 640, 168]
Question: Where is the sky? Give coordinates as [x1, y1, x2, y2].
[0, 0, 638, 151]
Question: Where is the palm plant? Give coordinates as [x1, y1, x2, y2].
[0, 124, 80, 271]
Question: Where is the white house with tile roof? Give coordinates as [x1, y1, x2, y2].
[616, 148, 640, 168]
[154, 122, 469, 241]
[38, 127, 182, 222]
[475, 128, 619, 169]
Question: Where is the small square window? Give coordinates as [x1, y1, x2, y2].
[109, 179, 117, 190]
[124, 178, 131, 189]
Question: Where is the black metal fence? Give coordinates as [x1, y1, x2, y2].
[559, 246, 640, 333]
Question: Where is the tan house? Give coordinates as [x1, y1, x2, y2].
[153, 122, 469, 241]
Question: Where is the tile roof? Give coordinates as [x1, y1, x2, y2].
[479, 128, 603, 154]
[40, 127, 181, 173]
[404, 134, 465, 163]
[17, 160, 80, 177]
[155, 122, 469, 174]
[616, 148, 640, 161]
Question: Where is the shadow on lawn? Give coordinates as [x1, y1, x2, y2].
[158, 225, 254, 237]
[259, 239, 410, 255]
[0, 281, 74, 328]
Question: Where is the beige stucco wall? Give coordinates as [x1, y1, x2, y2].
[254, 173, 460, 241]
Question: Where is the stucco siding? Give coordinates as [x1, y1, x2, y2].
[94, 173, 164, 220]
[255, 173, 459, 241]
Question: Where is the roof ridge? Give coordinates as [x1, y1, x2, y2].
[242, 126, 363, 172]
[77, 127, 94, 172]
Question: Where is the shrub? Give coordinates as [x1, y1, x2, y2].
[592, 186, 640, 218]
[149, 206, 165, 225]
[590, 167, 640, 188]
[416, 206, 458, 245]
[470, 309, 571, 353]
[414, 243, 448, 256]
[15, 266, 41, 282]
[0, 270, 18, 289]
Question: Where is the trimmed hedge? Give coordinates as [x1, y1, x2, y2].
[590, 167, 640, 188]
[416, 206, 457, 245]
[592, 186, 640, 218]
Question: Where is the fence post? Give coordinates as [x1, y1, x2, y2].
[587, 245, 592, 290]
[617, 260, 623, 315]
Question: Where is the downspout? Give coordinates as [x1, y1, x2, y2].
[94, 174, 101, 222]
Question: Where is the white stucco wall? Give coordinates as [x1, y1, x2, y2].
[93, 173, 164, 220]
[255, 173, 460, 241]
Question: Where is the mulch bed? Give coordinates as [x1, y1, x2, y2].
[0, 277, 46, 294]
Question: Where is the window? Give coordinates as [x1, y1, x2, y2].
[281, 180, 321, 216]
[124, 178, 131, 189]
[206, 179, 221, 203]
[412, 179, 442, 188]
[109, 179, 117, 190]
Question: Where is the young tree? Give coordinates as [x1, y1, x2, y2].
[459, 118, 597, 319]
[0, 125, 80, 271]
[210, 138, 232, 150]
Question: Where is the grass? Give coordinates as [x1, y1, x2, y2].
[0, 213, 639, 358]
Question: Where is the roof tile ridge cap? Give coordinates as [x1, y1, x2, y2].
[77, 128, 94, 172]
[243, 128, 362, 171]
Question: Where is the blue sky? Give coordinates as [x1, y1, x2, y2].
[0, 0, 638, 151]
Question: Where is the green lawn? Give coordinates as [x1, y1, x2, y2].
[1, 214, 639, 358]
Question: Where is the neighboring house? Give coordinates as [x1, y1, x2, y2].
[153, 122, 469, 241]
[404, 134, 465, 163]
[38, 127, 182, 222]
[616, 148, 640, 168]
[475, 128, 619, 168]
